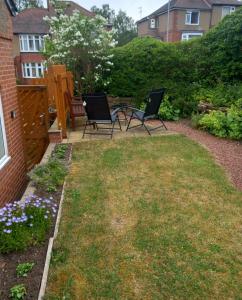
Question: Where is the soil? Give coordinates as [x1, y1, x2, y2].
[166, 120, 242, 191]
[0, 144, 72, 300]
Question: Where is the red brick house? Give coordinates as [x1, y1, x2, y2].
[13, 1, 95, 84]
[0, 0, 26, 206]
[137, 0, 242, 42]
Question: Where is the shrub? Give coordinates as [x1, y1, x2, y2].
[198, 101, 242, 140]
[107, 37, 196, 116]
[193, 83, 242, 107]
[0, 196, 57, 253]
[29, 159, 67, 192]
[107, 8, 242, 119]
[198, 111, 228, 137]
[16, 262, 35, 277]
[53, 144, 69, 160]
[159, 98, 180, 121]
[10, 284, 26, 300]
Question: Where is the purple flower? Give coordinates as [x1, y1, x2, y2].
[3, 229, 12, 234]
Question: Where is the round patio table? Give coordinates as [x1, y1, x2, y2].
[111, 103, 131, 125]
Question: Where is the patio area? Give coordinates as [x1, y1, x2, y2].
[64, 116, 176, 143]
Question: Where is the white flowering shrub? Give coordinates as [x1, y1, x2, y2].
[43, 12, 116, 93]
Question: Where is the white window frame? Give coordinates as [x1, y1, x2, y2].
[0, 95, 10, 170]
[150, 18, 157, 29]
[22, 62, 45, 78]
[185, 10, 200, 25]
[222, 6, 235, 18]
[19, 34, 44, 52]
[181, 32, 203, 41]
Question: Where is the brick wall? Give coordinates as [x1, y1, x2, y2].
[0, 3, 27, 206]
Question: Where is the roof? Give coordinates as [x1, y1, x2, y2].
[137, 0, 242, 23]
[208, 0, 242, 5]
[13, 1, 94, 34]
[5, 0, 17, 16]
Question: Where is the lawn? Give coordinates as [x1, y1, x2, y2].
[45, 135, 242, 299]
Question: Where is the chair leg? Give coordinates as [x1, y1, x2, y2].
[111, 121, 115, 139]
[126, 112, 134, 131]
[159, 117, 167, 130]
[143, 121, 151, 136]
[82, 120, 88, 139]
[117, 116, 122, 131]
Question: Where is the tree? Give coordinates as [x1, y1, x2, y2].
[113, 10, 137, 46]
[91, 4, 115, 24]
[16, 0, 43, 11]
[91, 4, 137, 46]
[43, 12, 116, 93]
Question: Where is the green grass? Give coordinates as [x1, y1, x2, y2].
[45, 135, 242, 299]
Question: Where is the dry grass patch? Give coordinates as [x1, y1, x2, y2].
[45, 136, 242, 299]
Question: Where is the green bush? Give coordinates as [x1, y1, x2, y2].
[0, 196, 57, 253]
[198, 111, 228, 137]
[106, 8, 242, 120]
[16, 262, 35, 277]
[198, 101, 242, 140]
[10, 284, 26, 300]
[107, 37, 196, 116]
[193, 83, 242, 107]
[29, 159, 67, 192]
[159, 98, 180, 121]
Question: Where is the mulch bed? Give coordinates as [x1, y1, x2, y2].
[166, 120, 242, 191]
[0, 144, 72, 300]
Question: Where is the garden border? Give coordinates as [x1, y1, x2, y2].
[37, 146, 72, 300]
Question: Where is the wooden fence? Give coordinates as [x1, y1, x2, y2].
[31, 65, 73, 138]
[17, 85, 49, 171]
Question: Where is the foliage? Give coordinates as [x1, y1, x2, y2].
[0, 196, 57, 253]
[187, 7, 242, 84]
[29, 159, 67, 192]
[43, 12, 115, 93]
[159, 98, 180, 121]
[91, 4, 115, 24]
[108, 37, 196, 116]
[107, 8, 242, 120]
[53, 144, 69, 160]
[15, 0, 43, 11]
[198, 100, 242, 139]
[16, 262, 35, 277]
[198, 111, 228, 137]
[91, 4, 137, 46]
[10, 284, 26, 300]
[193, 83, 242, 107]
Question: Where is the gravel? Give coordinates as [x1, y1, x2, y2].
[166, 120, 242, 191]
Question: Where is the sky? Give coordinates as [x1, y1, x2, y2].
[43, 0, 167, 21]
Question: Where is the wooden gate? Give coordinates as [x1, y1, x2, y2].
[17, 85, 49, 171]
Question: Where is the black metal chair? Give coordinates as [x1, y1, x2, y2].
[82, 93, 122, 139]
[126, 88, 167, 135]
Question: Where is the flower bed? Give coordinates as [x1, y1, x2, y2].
[0, 144, 71, 300]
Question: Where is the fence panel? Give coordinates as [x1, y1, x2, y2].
[17, 85, 50, 171]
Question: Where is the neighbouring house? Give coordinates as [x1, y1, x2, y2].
[137, 0, 242, 42]
[0, 0, 27, 206]
[13, 1, 95, 84]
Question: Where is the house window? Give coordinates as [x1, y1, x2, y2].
[0, 95, 10, 170]
[22, 63, 45, 78]
[222, 6, 235, 18]
[185, 11, 200, 25]
[19, 35, 44, 52]
[181, 32, 203, 41]
[150, 18, 158, 29]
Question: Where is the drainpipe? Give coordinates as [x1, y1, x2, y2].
[166, 0, 171, 42]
